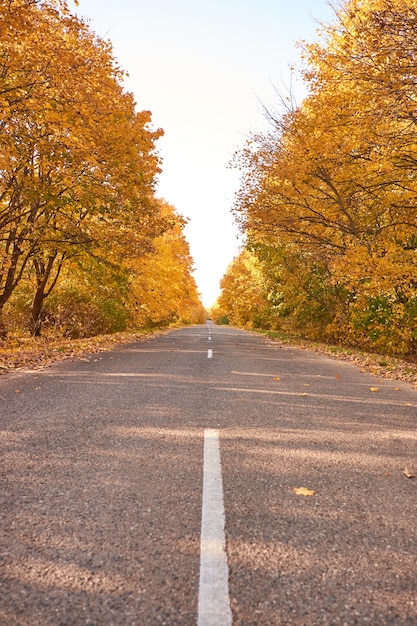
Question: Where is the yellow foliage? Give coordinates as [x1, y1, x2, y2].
[0, 0, 166, 336]
[229, 0, 417, 357]
[217, 249, 271, 328]
[128, 202, 205, 327]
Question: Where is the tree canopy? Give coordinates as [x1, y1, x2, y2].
[223, 0, 417, 357]
[1, 0, 203, 338]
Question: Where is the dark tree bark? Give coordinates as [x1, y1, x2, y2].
[30, 252, 65, 337]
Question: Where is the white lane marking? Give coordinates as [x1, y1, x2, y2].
[207, 349, 213, 359]
[198, 430, 232, 626]
[231, 370, 276, 377]
[208, 336, 212, 341]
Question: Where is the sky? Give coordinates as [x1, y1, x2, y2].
[70, 0, 335, 307]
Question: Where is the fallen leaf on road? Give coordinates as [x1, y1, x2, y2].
[293, 487, 315, 496]
[274, 377, 281, 381]
[335, 374, 341, 380]
[369, 387, 379, 392]
[403, 467, 415, 479]
[300, 393, 309, 396]
[15, 389, 22, 393]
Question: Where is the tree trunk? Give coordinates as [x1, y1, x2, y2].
[0, 227, 35, 338]
[0, 307, 7, 340]
[29, 253, 65, 337]
[30, 288, 44, 337]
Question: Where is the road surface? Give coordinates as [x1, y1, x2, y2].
[1, 324, 416, 625]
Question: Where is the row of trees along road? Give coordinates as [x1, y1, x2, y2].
[0, 0, 205, 338]
[215, 0, 417, 359]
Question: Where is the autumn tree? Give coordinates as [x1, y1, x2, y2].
[128, 201, 205, 327]
[29, 255, 131, 338]
[216, 249, 271, 328]
[0, 0, 164, 336]
[231, 0, 417, 355]
[6, 200, 205, 337]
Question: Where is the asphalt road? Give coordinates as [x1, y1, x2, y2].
[1, 323, 416, 625]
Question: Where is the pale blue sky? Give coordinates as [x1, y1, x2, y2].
[71, 0, 335, 306]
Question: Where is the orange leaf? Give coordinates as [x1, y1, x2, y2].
[293, 487, 315, 496]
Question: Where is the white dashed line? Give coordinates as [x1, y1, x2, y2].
[207, 349, 213, 359]
[198, 429, 232, 626]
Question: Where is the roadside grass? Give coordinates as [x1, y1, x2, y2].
[254, 329, 417, 388]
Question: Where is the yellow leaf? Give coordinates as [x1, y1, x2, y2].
[369, 387, 379, 392]
[403, 467, 415, 479]
[274, 376, 281, 381]
[293, 487, 315, 496]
